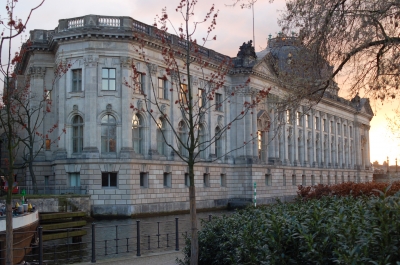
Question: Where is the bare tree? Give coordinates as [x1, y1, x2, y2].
[126, 1, 271, 264]
[277, 0, 400, 100]
[0, 1, 67, 263]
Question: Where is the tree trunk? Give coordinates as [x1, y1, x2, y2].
[5, 191, 13, 265]
[189, 164, 198, 265]
[189, 185, 198, 265]
[29, 160, 38, 194]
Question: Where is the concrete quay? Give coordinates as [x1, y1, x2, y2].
[72, 250, 183, 265]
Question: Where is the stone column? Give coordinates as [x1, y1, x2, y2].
[311, 109, 317, 167]
[147, 63, 159, 159]
[354, 122, 361, 169]
[293, 111, 299, 166]
[267, 108, 276, 163]
[120, 57, 135, 158]
[82, 55, 100, 158]
[252, 104, 258, 160]
[365, 125, 371, 169]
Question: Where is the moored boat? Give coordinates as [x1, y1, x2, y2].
[0, 209, 39, 265]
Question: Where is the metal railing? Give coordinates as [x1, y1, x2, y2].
[0, 214, 215, 264]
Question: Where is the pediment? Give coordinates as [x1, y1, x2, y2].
[253, 59, 275, 78]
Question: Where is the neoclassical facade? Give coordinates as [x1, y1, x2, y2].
[15, 15, 373, 216]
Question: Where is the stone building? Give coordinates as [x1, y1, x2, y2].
[14, 15, 373, 216]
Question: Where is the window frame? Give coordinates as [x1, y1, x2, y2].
[102, 172, 117, 188]
[265, 174, 272, 186]
[101, 114, 117, 153]
[72, 115, 84, 153]
[215, 93, 222, 111]
[140, 172, 148, 188]
[72, 69, 82, 92]
[102, 68, 116, 91]
[220, 174, 226, 187]
[163, 172, 172, 188]
[185, 173, 190, 187]
[69, 173, 81, 187]
[132, 114, 144, 154]
[158, 77, 168, 99]
[203, 173, 210, 187]
[180, 84, 188, 104]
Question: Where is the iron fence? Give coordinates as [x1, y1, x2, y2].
[0, 215, 217, 264]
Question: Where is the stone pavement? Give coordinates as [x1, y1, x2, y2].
[72, 251, 184, 265]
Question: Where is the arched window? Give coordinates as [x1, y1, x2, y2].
[215, 126, 222, 158]
[101, 114, 116, 153]
[157, 118, 166, 155]
[199, 124, 206, 159]
[72, 115, 84, 153]
[178, 121, 188, 157]
[132, 114, 143, 154]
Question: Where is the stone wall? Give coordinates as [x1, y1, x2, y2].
[1, 195, 91, 216]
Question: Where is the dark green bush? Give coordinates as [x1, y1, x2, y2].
[179, 192, 400, 265]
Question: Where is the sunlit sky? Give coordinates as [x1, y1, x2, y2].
[3, 0, 399, 165]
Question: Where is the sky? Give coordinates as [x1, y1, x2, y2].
[2, 0, 400, 165]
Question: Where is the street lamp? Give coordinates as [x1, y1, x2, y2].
[387, 156, 389, 173]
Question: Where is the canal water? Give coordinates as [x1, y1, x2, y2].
[40, 210, 231, 264]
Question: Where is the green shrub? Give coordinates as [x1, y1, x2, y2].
[179, 193, 400, 265]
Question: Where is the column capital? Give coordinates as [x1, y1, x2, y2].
[28, 66, 46, 79]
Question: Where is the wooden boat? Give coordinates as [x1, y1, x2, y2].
[0, 209, 39, 265]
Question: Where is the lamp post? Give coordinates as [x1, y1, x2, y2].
[387, 156, 390, 183]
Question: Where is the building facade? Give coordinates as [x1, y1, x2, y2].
[15, 15, 373, 216]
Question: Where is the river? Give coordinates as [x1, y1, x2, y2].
[39, 210, 231, 264]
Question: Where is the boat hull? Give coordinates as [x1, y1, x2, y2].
[0, 210, 39, 265]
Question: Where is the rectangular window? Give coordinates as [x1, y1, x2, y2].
[335, 175, 338, 184]
[102, 172, 117, 188]
[302, 175, 306, 186]
[311, 175, 315, 186]
[315, 117, 319, 130]
[320, 175, 323, 184]
[286, 110, 291, 124]
[140, 172, 148, 188]
[185, 173, 190, 187]
[306, 115, 310, 128]
[69, 173, 80, 187]
[72, 69, 82, 92]
[296, 112, 301, 126]
[327, 175, 331, 184]
[203, 173, 210, 187]
[163, 172, 171, 188]
[158, 78, 167, 99]
[292, 174, 296, 186]
[102, 68, 116, 91]
[323, 119, 326, 132]
[135, 72, 146, 93]
[45, 139, 51, 150]
[215, 93, 222, 111]
[180, 84, 188, 104]
[283, 174, 286, 186]
[198, 88, 205, 108]
[265, 174, 271, 186]
[220, 174, 226, 187]
[330, 121, 334, 132]
[344, 125, 347, 136]
[337, 123, 341, 134]
[349, 126, 353, 137]
[44, 175, 49, 186]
